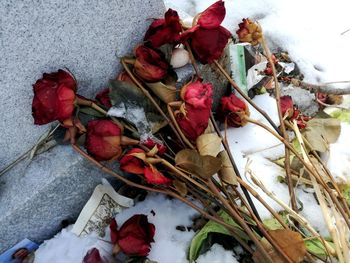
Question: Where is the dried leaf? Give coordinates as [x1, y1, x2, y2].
[217, 150, 238, 186]
[253, 229, 306, 263]
[303, 117, 341, 152]
[175, 149, 222, 180]
[146, 81, 177, 103]
[173, 180, 187, 197]
[196, 133, 222, 157]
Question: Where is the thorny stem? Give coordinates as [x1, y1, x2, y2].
[246, 117, 350, 229]
[214, 60, 281, 134]
[120, 58, 186, 148]
[72, 143, 256, 253]
[261, 36, 298, 213]
[210, 114, 262, 222]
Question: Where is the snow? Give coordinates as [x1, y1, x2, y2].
[196, 244, 238, 263]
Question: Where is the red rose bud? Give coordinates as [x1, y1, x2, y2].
[134, 45, 169, 82]
[197, 0, 225, 29]
[32, 69, 76, 125]
[83, 248, 105, 263]
[180, 80, 213, 109]
[85, 120, 122, 161]
[144, 9, 182, 48]
[144, 165, 172, 185]
[110, 218, 118, 244]
[117, 214, 155, 256]
[142, 137, 167, 155]
[119, 148, 145, 174]
[95, 88, 112, 108]
[180, 1, 231, 64]
[236, 18, 262, 46]
[280, 96, 294, 119]
[176, 104, 211, 141]
[219, 94, 250, 127]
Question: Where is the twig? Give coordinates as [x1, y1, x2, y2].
[291, 79, 350, 95]
[261, 36, 297, 212]
[316, 98, 348, 110]
[214, 60, 281, 134]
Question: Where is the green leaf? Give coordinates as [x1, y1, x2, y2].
[108, 80, 167, 134]
[339, 184, 350, 206]
[305, 239, 334, 261]
[188, 211, 248, 262]
[329, 109, 350, 124]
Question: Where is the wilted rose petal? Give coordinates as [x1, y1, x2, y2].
[218, 94, 250, 127]
[143, 165, 172, 185]
[134, 45, 169, 82]
[180, 80, 213, 109]
[32, 69, 76, 125]
[142, 137, 167, 155]
[119, 148, 145, 174]
[85, 120, 122, 161]
[280, 96, 294, 119]
[110, 218, 118, 244]
[83, 248, 105, 263]
[197, 0, 226, 29]
[117, 214, 155, 256]
[144, 9, 182, 48]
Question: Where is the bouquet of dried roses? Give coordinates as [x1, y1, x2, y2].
[31, 1, 350, 262]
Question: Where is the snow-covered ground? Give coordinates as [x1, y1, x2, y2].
[34, 0, 350, 262]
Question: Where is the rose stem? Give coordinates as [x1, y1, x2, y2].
[210, 114, 262, 222]
[261, 36, 297, 213]
[246, 117, 350, 228]
[207, 180, 275, 263]
[72, 143, 255, 252]
[120, 59, 186, 148]
[213, 60, 281, 134]
[184, 41, 201, 78]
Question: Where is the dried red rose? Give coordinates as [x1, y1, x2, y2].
[144, 165, 172, 185]
[218, 94, 250, 127]
[236, 18, 262, 46]
[180, 1, 231, 64]
[95, 88, 112, 108]
[32, 69, 76, 125]
[134, 45, 169, 82]
[180, 80, 213, 109]
[176, 104, 211, 141]
[142, 137, 167, 155]
[116, 214, 155, 256]
[85, 120, 122, 161]
[264, 54, 278, 76]
[83, 248, 105, 263]
[280, 96, 294, 119]
[119, 148, 145, 174]
[144, 9, 182, 48]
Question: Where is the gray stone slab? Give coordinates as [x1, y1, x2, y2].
[0, 0, 165, 169]
[0, 145, 121, 252]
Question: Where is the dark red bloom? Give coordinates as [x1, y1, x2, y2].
[95, 88, 112, 108]
[219, 94, 250, 127]
[32, 69, 76, 125]
[119, 148, 145, 174]
[83, 248, 105, 263]
[134, 45, 169, 82]
[176, 104, 211, 141]
[180, 80, 213, 109]
[117, 214, 155, 256]
[144, 9, 182, 48]
[144, 165, 172, 185]
[85, 120, 122, 161]
[180, 1, 231, 64]
[142, 137, 167, 155]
